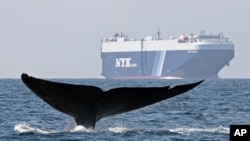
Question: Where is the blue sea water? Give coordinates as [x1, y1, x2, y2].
[0, 78, 250, 141]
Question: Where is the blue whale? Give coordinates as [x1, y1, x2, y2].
[21, 73, 203, 129]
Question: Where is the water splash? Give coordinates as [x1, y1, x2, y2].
[107, 126, 128, 133]
[62, 117, 95, 133]
[70, 125, 95, 133]
[63, 117, 77, 131]
[14, 123, 52, 134]
[169, 126, 229, 135]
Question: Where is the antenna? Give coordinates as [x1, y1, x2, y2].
[157, 26, 161, 40]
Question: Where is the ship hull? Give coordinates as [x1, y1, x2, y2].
[101, 49, 234, 79]
[101, 31, 234, 79]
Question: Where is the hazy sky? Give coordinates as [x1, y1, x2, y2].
[0, 0, 249, 78]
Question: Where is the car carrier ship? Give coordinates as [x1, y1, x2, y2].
[101, 31, 234, 79]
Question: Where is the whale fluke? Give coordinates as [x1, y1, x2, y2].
[21, 73, 203, 129]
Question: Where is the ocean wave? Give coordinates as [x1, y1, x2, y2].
[14, 122, 229, 136]
[14, 123, 129, 134]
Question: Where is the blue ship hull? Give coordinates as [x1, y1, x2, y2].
[101, 50, 234, 79]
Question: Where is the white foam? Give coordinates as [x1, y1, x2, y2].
[107, 126, 128, 133]
[14, 123, 52, 134]
[62, 117, 95, 133]
[14, 123, 95, 134]
[169, 126, 229, 135]
[70, 125, 95, 133]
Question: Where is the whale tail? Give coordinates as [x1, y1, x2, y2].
[21, 73, 203, 129]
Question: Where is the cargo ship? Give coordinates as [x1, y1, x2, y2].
[101, 30, 234, 79]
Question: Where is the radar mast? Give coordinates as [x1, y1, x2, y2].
[157, 26, 161, 40]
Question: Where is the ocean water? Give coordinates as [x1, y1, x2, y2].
[0, 78, 250, 141]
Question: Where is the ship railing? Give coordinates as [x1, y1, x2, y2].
[197, 37, 230, 43]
